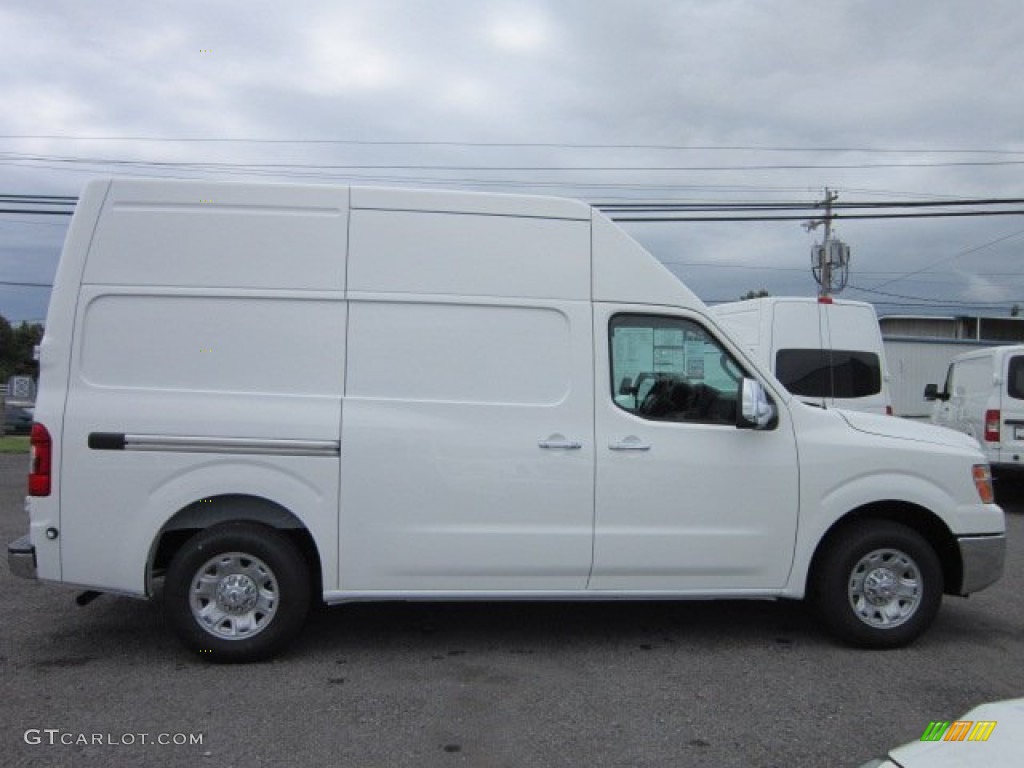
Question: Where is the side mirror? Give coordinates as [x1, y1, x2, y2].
[923, 383, 949, 402]
[738, 378, 775, 430]
[618, 377, 634, 396]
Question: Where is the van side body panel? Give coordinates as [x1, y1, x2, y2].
[591, 212, 703, 308]
[339, 202, 595, 589]
[57, 181, 349, 594]
[84, 180, 349, 291]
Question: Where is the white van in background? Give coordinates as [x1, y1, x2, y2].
[7, 179, 1004, 662]
[712, 297, 892, 415]
[926, 345, 1024, 472]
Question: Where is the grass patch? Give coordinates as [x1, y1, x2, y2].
[0, 436, 30, 454]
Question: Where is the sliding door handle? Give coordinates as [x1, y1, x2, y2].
[609, 440, 651, 451]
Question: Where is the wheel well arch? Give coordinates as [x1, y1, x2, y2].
[808, 502, 962, 596]
[147, 494, 323, 597]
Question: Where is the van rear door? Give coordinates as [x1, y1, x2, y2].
[771, 300, 829, 408]
[999, 352, 1024, 465]
[821, 303, 888, 414]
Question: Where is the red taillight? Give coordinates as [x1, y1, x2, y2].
[984, 409, 1001, 443]
[28, 423, 52, 497]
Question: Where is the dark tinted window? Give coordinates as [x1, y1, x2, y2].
[776, 349, 881, 399]
[1008, 356, 1024, 400]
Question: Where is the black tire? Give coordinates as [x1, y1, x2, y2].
[812, 520, 943, 649]
[164, 523, 311, 663]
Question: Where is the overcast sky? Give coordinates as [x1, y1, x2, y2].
[3, 0, 1024, 323]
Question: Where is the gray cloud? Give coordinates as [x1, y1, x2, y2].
[3, 0, 1024, 322]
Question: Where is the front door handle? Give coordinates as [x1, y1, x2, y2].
[539, 438, 583, 450]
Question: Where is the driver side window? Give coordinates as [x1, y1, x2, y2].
[610, 314, 744, 425]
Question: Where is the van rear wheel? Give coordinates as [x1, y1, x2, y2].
[813, 521, 942, 649]
[164, 523, 311, 662]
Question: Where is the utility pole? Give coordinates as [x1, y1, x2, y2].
[819, 189, 837, 298]
[805, 188, 850, 299]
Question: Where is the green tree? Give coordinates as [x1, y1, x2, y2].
[0, 313, 43, 382]
[0, 314, 15, 382]
[13, 321, 43, 375]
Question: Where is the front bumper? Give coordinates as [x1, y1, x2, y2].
[957, 534, 1006, 594]
[7, 534, 36, 580]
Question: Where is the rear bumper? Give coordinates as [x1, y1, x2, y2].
[7, 534, 36, 580]
[957, 534, 1005, 594]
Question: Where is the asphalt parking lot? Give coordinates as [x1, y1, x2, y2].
[1, 452, 1022, 768]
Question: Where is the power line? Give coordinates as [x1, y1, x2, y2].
[0, 208, 73, 216]
[661, 260, 808, 272]
[0, 195, 77, 203]
[846, 283, 1020, 305]
[6, 150, 1024, 173]
[661, 261, 1024, 279]
[0, 194, 77, 217]
[8, 192, 1024, 222]
[604, 197, 1024, 223]
[669, 268, 1024, 295]
[2, 135, 1024, 156]
[0, 217, 67, 227]
[15, 193, 1024, 210]
[601, 198, 1024, 212]
[867, 228, 1024, 290]
[611, 210, 1024, 223]
[0, 159, 844, 192]
[704, 296, 1020, 311]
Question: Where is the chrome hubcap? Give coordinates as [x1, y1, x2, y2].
[215, 574, 259, 614]
[848, 548, 922, 628]
[189, 552, 278, 640]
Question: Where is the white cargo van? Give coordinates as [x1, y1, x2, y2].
[926, 344, 1024, 472]
[8, 180, 1005, 662]
[712, 297, 892, 414]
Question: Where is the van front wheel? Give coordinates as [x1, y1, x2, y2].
[164, 523, 311, 662]
[813, 521, 942, 649]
